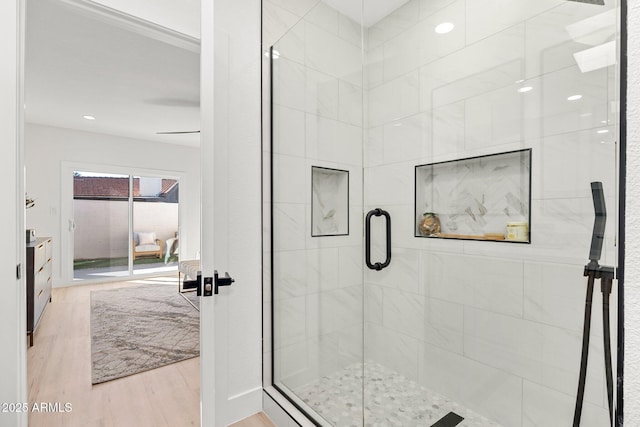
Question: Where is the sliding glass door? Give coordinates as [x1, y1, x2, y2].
[72, 170, 180, 281]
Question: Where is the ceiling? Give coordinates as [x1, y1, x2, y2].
[25, 0, 201, 147]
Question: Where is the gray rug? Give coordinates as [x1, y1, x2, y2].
[91, 284, 199, 384]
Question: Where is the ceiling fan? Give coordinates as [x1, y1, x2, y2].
[156, 130, 200, 134]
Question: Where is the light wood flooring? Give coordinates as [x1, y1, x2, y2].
[28, 277, 275, 427]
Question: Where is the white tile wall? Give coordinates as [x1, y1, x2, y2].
[419, 343, 523, 426]
[522, 381, 610, 427]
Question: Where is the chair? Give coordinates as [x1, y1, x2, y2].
[132, 231, 163, 260]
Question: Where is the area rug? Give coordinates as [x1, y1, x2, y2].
[91, 284, 199, 384]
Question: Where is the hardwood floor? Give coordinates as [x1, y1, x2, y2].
[27, 277, 275, 427]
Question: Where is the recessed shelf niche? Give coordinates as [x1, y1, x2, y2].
[414, 149, 531, 243]
[312, 166, 349, 237]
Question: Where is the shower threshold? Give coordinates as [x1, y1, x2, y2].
[293, 361, 502, 427]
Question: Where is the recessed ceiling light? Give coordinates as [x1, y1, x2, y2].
[83, 115, 96, 120]
[601, 120, 608, 124]
[567, 94, 583, 101]
[435, 22, 454, 34]
[515, 79, 525, 84]
[518, 86, 533, 93]
[597, 129, 609, 134]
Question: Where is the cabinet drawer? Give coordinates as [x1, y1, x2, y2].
[34, 277, 51, 328]
[44, 239, 52, 262]
[34, 243, 47, 271]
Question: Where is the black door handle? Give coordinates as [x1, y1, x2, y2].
[365, 208, 391, 271]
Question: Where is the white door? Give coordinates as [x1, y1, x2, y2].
[200, 0, 263, 425]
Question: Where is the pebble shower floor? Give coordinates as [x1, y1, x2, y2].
[294, 362, 502, 427]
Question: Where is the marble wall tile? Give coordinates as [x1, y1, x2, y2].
[431, 60, 523, 110]
[530, 128, 616, 200]
[419, 344, 523, 427]
[365, 322, 420, 380]
[319, 286, 362, 336]
[305, 21, 362, 85]
[383, 289, 425, 340]
[465, 84, 524, 149]
[274, 19, 305, 65]
[418, 0, 457, 20]
[365, 284, 383, 325]
[305, 115, 362, 165]
[364, 161, 413, 206]
[538, 323, 605, 406]
[338, 13, 361, 46]
[263, 1, 303, 48]
[416, 150, 530, 237]
[267, 0, 320, 19]
[305, 68, 339, 120]
[311, 167, 349, 235]
[522, 381, 610, 427]
[465, 0, 562, 45]
[272, 105, 305, 158]
[365, 44, 385, 89]
[464, 307, 544, 381]
[432, 101, 465, 158]
[273, 203, 306, 251]
[424, 297, 464, 354]
[524, 2, 617, 79]
[307, 248, 341, 293]
[369, 71, 420, 127]
[425, 253, 524, 317]
[539, 66, 609, 138]
[416, 0, 465, 67]
[420, 24, 525, 113]
[275, 295, 307, 348]
[338, 80, 363, 127]
[382, 23, 422, 84]
[338, 245, 363, 288]
[383, 112, 432, 164]
[274, 154, 307, 204]
[273, 57, 306, 111]
[365, 126, 384, 167]
[366, 246, 424, 295]
[523, 262, 598, 334]
[274, 250, 310, 299]
[338, 324, 364, 367]
[367, 0, 420, 50]
[304, 1, 339, 35]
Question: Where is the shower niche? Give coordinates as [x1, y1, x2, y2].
[311, 166, 349, 237]
[415, 149, 531, 242]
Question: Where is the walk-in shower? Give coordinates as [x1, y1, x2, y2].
[264, 0, 622, 425]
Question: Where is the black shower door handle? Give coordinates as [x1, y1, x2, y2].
[365, 208, 391, 271]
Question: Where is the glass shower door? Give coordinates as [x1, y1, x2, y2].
[270, 2, 365, 425]
[269, 0, 621, 426]
[362, 0, 620, 426]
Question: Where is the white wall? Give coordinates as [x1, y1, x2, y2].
[625, 1, 640, 425]
[24, 123, 201, 286]
[0, 0, 27, 425]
